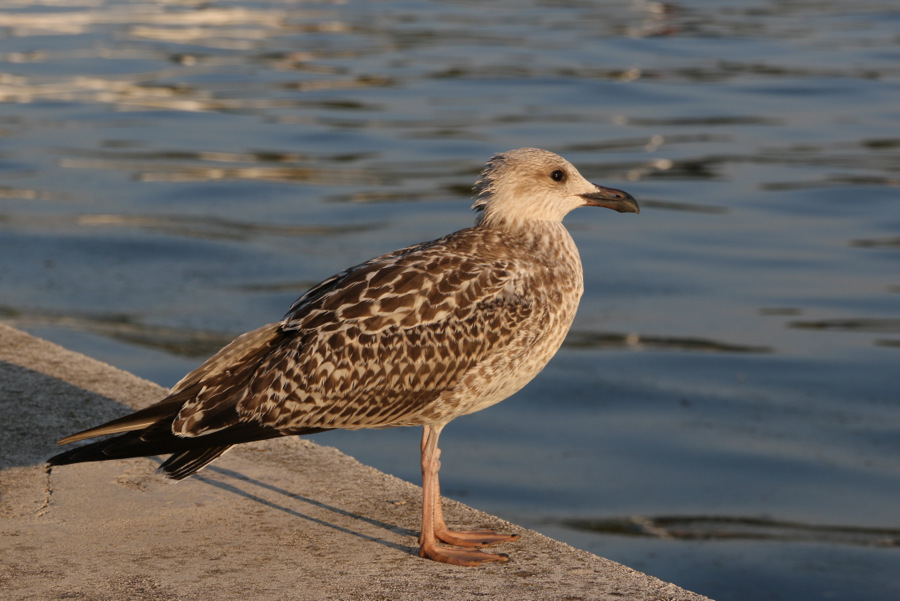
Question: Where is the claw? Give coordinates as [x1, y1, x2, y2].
[419, 540, 508, 566]
[435, 528, 520, 548]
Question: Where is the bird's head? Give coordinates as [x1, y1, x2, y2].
[472, 148, 638, 229]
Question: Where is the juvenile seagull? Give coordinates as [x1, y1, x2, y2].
[49, 148, 638, 566]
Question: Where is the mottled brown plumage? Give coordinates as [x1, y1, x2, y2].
[49, 148, 638, 565]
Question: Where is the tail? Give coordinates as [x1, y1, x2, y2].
[47, 437, 231, 480]
[46, 392, 239, 480]
[47, 429, 234, 481]
[48, 322, 330, 479]
[48, 419, 328, 480]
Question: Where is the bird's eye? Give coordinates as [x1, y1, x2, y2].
[550, 169, 566, 182]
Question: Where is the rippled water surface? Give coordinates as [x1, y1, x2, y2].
[2, 1, 899, 599]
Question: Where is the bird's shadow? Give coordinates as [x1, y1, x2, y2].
[5, 355, 418, 558]
[192, 463, 419, 557]
[2, 360, 137, 469]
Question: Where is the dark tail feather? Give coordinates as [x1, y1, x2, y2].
[48, 432, 150, 466]
[56, 396, 190, 445]
[48, 437, 231, 480]
[48, 423, 332, 478]
[159, 446, 232, 480]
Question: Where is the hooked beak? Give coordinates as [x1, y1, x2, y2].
[580, 184, 639, 214]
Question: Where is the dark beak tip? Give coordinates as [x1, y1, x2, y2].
[613, 192, 640, 214]
[581, 185, 639, 214]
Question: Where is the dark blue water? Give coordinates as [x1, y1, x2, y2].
[2, 2, 899, 599]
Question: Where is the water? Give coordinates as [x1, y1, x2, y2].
[2, 1, 899, 599]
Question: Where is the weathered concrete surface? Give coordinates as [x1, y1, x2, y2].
[0, 323, 712, 601]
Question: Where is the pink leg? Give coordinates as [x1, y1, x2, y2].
[418, 424, 517, 565]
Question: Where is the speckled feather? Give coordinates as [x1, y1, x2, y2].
[171, 222, 583, 436]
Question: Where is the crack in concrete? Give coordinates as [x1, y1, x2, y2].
[37, 463, 53, 517]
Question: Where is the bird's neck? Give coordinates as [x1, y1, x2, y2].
[479, 219, 583, 275]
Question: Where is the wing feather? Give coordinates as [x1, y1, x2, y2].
[234, 234, 533, 431]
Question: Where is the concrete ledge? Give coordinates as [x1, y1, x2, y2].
[0, 323, 711, 600]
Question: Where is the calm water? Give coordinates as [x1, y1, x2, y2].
[2, 1, 899, 599]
